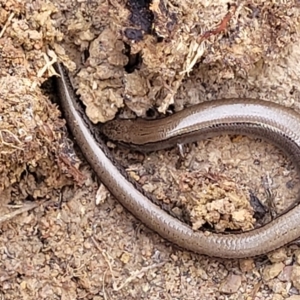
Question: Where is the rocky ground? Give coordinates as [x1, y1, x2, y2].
[1, 0, 300, 299]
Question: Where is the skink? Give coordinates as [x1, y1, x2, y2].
[55, 62, 300, 258]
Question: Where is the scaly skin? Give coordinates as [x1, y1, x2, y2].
[55, 62, 300, 258]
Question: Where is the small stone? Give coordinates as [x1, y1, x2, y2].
[262, 263, 285, 281]
[294, 250, 300, 265]
[142, 282, 150, 292]
[129, 171, 140, 181]
[170, 254, 178, 262]
[239, 259, 255, 272]
[278, 266, 293, 282]
[171, 207, 183, 218]
[285, 256, 294, 266]
[270, 279, 288, 295]
[272, 294, 284, 300]
[291, 265, 300, 290]
[20, 281, 27, 289]
[120, 252, 131, 264]
[95, 184, 109, 205]
[232, 210, 247, 222]
[268, 248, 288, 263]
[219, 273, 242, 294]
[83, 240, 92, 250]
[198, 268, 208, 280]
[79, 29, 95, 41]
[115, 204, 124, 213]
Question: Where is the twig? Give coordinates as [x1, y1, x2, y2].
[112, 261, 166, 291]
[0, 13, 15, 38]
[92, 236, 166, 292]
[0, 200, 51, 224]
[197, 4, 237, 42]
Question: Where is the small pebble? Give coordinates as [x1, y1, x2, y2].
[278, 266, 293, 282]
[291, 265, 300, 290]
[95, 184, 109, 205]
[262, 263, 284, 281]
[294, 250, 300, 265]
[268, 248, 288, 263]
[219, 273, 242, 294]
[239, 259, 255, 272]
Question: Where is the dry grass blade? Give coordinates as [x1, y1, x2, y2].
[0, 200, 50, 224]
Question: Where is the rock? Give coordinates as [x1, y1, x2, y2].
[270, 279, 288, 296]
[219, 273, 242, 294]
[239, 259, 255, 272]
[294, 250, 300, 265]
[262, 263, 285, 281]
[268, 248, 288, 263]
[278, 266, 293, 282]
[291, 265, 300, 290]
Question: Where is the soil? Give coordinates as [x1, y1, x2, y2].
[1, 0, 300, 299]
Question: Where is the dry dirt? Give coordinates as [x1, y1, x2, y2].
[1, 0, 300, 299]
